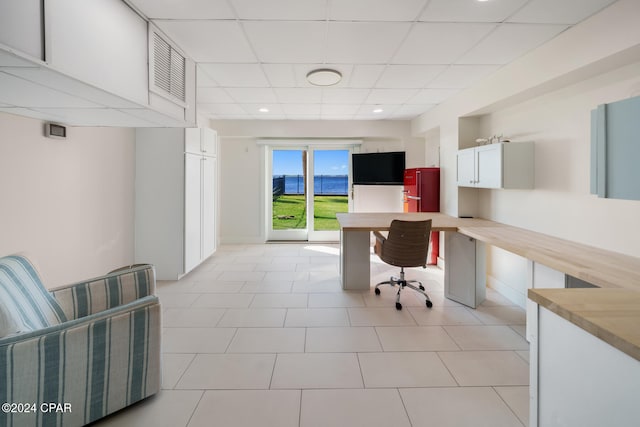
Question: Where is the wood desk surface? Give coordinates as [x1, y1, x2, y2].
[335, 212, 497, 232]
[529, 288, 640, 361]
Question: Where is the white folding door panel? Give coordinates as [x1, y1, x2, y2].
[184, 153, 202, 273]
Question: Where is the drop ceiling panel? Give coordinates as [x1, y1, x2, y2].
[392, 23, 497, 64]
[375, 65, 447, 88]
[198, 103, 248, 115]
[127, 0, 236, 19]
[282, 104, 322, 115]
[197, 67, 219, 87]
[263, 64, 298, 87]
[226, 87, 278, 103]
[391, 104, 435, 118]
[243, 21, 327, 63]
[428, 64, 501, 88]
[420, 0, 528, 23]
[274, 88, 323, 104]
[198, 64, 270, 87]
[154, 20, 257, 62]
[321, 104, 361, 115]
[348, 65, 386, 88]
[365, 89, 418, 104]
[231, 0, 327, 20]
[329, 0, 428, 21]
[198, 87, 235, 103]
[457, 23, 568, 65]
[409, 88, 461, 104]
[326, 22, 411, 64]
[321, 88, 371, 104]
[507, 0, 617, 25]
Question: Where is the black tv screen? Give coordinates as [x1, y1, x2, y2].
[352, 152, 406, 185]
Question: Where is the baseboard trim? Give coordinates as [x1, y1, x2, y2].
[487, 274, 526, 308]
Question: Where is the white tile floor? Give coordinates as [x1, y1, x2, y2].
[94, 243, 529, 427]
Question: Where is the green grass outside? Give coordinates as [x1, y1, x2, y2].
[272, 195, 348, 230]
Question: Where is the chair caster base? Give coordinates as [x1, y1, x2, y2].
[395, 302, 402, 310]
[374, 288, 381, 295]
[426, 300, 433, 308]
[419, 284, 425, 291]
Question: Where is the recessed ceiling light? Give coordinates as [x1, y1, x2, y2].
[373, 108, 384, 113]
[259, 108, 269, 113]
[477, 0, 490, 2]
[306, 69, 342, 86]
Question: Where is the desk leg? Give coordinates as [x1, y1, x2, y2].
[340, 229, 372, 290]
[444, 231, 486, 308]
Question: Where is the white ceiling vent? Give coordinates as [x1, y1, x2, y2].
[150, 27, 186, 106]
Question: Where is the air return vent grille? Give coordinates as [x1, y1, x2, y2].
[151, 30, 186, 103]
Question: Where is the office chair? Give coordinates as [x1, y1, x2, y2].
[373, 219, 433, 310]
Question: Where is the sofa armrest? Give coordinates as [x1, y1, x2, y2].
[0, 296, 161, 427]
[50, 264, 156, 320]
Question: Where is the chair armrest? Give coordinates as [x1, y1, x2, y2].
[0, 296, 161, 426]
[50, 264, 156, 320]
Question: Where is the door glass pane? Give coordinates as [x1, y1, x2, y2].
[272, 149, 307, 231]
[313, 150, 349, 231]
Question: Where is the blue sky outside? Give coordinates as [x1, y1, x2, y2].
[273, 150, 349, 176]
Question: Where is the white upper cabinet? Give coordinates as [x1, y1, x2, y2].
[457, 142, 534, 189]
[0, 0, 44, 61]
[45, 0, 149, 105]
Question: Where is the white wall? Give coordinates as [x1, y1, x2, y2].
[0, 112, 135, 287]
[411, 0, 640, 306]
[211, 119, 423, 243]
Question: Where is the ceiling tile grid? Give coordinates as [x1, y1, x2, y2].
[126, 0, 619, 120]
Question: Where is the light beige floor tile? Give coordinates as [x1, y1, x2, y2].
[188, 390, 300, 427]
[264, 271, 310, 282]
[163, 307, 226, 327]
[271, 353, 363, 389]
[232, 255, 273, 264]
[156, 280, 196, 294]
[284, 308, 350, 327]
[272, 256, 309, 264]
[483, 288, 518, 306]
[157, 293, 200, 308]
[250, 293, 308, 308]
[305, 327, 382, 352]
[217, 271, 266, 282]
[375, 326, 461, 351]
[295, 263, 339, 273]
[471, 305, 527, 325]
[212, 263, 257, 272]
[417, 291, 466, 307]
[443, 325, 530, 350]
[408, 306, 483, 326]
[301, 389, 411, 427]
[189, 280, 244, 293]
[227, 327, 305, 353]
[162, 327, 236, 353]
[240, 281, 293, 293]
[348, 307, 418, 326]
[291, 279, 342, 293]
[218, 308, 286, 327]
[176, 353, 276, 389]
[362, 288, 427, 307]
[162, 354, 195, 389]
[400, 387, 524, 427]
[254, 263, 298, 272]
[495, 386, 530, 426]
[358, 352, 457, 388]
[308, 292, 365, 307]
[308, 271, 340, 282]
[92, 390, 203, 427]
[439, 351, 530, 386]
[191, 293, 254, 308]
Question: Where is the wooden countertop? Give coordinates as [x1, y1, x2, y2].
[528, 288, 640, 361]
[335, 212, 498, 232]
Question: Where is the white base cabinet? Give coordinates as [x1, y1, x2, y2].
[135, 127, 218, 280]
[457, 142, 534, 189]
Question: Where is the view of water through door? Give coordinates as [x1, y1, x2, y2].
[269, 147, 350, 241]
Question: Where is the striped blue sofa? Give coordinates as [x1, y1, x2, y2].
[0, 255, 161, 427]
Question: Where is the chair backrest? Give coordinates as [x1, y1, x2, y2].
[0, 255, 68, 338]
[379, 219, 432, 268]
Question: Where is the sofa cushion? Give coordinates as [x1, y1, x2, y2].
[0, 255, 68, 337]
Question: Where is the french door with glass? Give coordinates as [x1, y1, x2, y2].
[268, 146, 351, 242]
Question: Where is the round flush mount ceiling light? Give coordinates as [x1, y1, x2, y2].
[306, 69, 342, 86]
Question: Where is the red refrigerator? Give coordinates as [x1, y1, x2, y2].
[403, 168, 440, 265]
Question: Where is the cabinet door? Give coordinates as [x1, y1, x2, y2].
[184, 128, 201, 154]
[201, 128, 217, 156]
[457, 149, 476, 187]
[476, 144, 502, 188]
[184, 153, 202, 274]
[202, 156, 217, 259]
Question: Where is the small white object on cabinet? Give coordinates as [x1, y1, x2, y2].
[135, 127, 218, 280]
[457, 142, 534, 189]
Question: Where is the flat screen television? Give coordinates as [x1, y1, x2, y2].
[352, 151, 406, 185]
